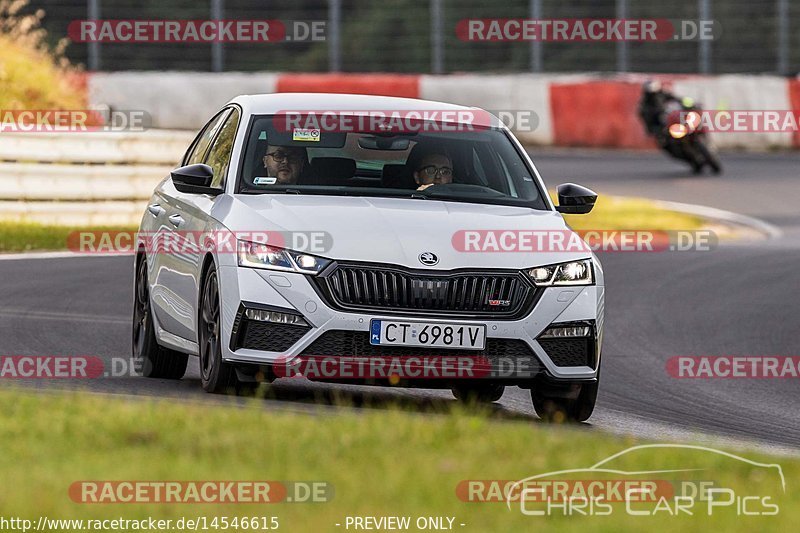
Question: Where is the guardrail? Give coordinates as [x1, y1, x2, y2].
[88, 72, 800, 150]
[0, 130, 194, 226]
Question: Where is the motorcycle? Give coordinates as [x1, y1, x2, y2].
[660, 99, 722, 175]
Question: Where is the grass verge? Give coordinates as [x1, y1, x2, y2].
[0, 195, 705, 253]
[0, 222, 136, 253]
[550, 193, 705, 232]
[0, 388, 795, 532]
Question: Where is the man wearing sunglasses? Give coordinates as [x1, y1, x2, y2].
[262, 144, 307, 185]
[411, 151, 454, 191]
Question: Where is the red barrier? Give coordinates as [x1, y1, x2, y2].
[789, 79, 800, 148]
[550, 81, 653, 149]
[276, 74, 420, 98]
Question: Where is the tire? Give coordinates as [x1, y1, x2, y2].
[697, 140, 722, 174]
[451, 383, 505, 403]
[531, 377, 598, 423]
[132, 255, 188, 379]
[198, 262, 241, 394]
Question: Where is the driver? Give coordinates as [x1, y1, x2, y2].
[410, 150, 454, 191]
[262, 144, 307, 185]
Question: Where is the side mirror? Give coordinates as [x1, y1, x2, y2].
[170, 164, 223, 196]
[555, 183, 597, 214]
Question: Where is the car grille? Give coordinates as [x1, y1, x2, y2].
[314, 263, 539, 319]
[538, 338, 595, 367]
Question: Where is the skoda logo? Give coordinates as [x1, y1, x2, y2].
[418, 252, 439, 266]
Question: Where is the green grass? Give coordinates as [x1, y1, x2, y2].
[0, 195, 704, 254]
[0, 388, 795, 532]
[553, 194, 705, 232]
[0, 222, 137, 253]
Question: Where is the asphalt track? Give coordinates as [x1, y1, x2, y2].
[2, 149, 799, 450]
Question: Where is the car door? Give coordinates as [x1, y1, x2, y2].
[159, 107, 241, 345]
[150, 108, 231, 343]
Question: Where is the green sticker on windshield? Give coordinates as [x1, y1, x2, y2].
[258, 131, 267, 140]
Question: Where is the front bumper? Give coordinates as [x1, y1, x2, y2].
[218, 265, 604, 381]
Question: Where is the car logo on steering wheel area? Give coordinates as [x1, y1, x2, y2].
[418, 252, 439, 266]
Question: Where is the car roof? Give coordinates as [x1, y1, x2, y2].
[229, 93, 494, 127]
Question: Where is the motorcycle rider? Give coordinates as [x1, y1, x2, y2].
[638, 80, 721, 174]
[638, 80, 680, 144]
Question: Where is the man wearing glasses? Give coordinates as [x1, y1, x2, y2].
[262, 144, 307, 185]
[408, 147, 454, 191]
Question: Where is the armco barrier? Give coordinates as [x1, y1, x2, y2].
[550, 81, 652, 149]
[671, 75, 794, 150]
[89, 72, 279, 130]
[86, 72, 799, 150]
[419, 74, 591, 146]
[276, 73, 420, 98]
[4, 73, 797, 226]
[0, 130, 194, 226]
[0, 130, 191, 165]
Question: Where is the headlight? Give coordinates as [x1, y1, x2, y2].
[669, 123, 688, 139]
[528, 259, 593, 286]
[237, 241, 331, 274]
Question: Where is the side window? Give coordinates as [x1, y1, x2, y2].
[204, 108, 240, 188]
[184, 109, 230, 166]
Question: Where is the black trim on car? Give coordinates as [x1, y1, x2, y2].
[310, 261, 542, 320]
[536, 320, 598, 368]
[229, 301, 310, 352]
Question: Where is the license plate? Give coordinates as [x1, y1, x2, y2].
[369, 320, 486, 350]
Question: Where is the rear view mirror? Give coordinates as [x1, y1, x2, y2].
[555, 183, 597, 214]
[171, 164, 223, 196]
[357, 136, 411, 151]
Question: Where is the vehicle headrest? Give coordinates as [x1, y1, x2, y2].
[305, 157, 356, 186]
[381, 163, 416, 189]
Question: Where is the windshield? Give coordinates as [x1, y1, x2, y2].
[236, 114, 548, 210]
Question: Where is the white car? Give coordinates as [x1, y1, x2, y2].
[132, 93, 604, 421]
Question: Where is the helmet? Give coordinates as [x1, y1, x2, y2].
[643, 80, 662, 94]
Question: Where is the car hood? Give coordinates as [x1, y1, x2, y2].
[217, 194, 590, 270]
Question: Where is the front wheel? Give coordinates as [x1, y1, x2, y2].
[531, 377, 598, 423]
[132, 256, 188, 379]
[199, 263, 241, 394]
[696, 139, 722, 174]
